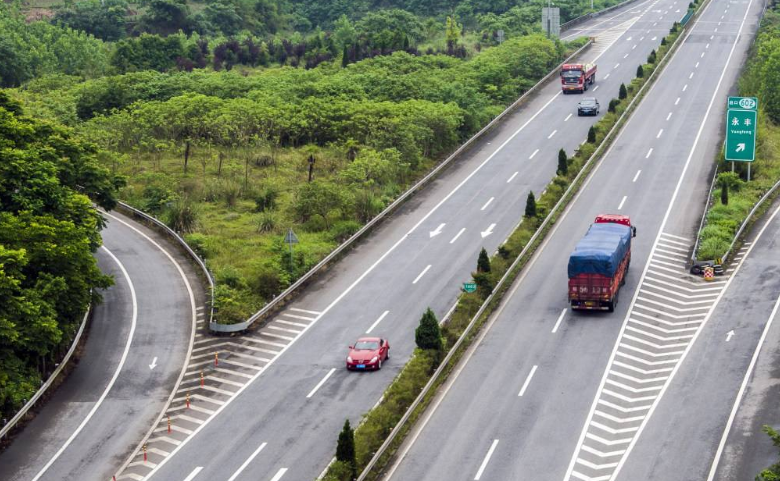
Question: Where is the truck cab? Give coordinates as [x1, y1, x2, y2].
[561, 63, 597, 94]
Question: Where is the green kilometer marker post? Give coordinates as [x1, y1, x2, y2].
[725, 96, 758, 163]
[463, 282, 477, 293]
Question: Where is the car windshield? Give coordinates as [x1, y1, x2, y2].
[354, 341, 379, 350]
[580, 100, 596, 106]
[562, 70, 582, 82]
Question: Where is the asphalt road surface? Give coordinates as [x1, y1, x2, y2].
[125, 0, 705, 480]
[384, 0, 766, 479]
[0, 211, 201, 481]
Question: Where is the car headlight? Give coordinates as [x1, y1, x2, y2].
[370, 356, 378, 363]
[347, 356, 353, 363]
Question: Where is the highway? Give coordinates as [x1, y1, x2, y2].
[616, 199, 780, 481]
[383, 0, 766, 478]
[0, 211, 200, 481]
[118, 0, 698, 480]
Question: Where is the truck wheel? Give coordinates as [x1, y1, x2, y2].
[607, 302, 614, 312]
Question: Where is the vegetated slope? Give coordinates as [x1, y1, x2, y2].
[12, 30, 578, 324]
[696, 7, 780, 261]
[0, 92, 121, 423]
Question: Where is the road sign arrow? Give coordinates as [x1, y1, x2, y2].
[735, 143, 746, 152]
[726, 330, 735, 342]
[481, 223, 496, 238]
[429, 223, 446, 238]
[149, 357, 158, 370]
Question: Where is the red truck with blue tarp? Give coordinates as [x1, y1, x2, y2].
[560, 63, 597, 93]
[568, 215, 636, 312]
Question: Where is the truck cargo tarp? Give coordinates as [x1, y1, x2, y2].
[568, 223, 632, 278]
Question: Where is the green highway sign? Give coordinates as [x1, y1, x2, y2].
[725, 97, 758, 162]
[463, 282, 477, 293]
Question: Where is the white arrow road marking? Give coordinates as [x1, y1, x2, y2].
[429, 223, 446, 238]
[227, 443, 267, 481]
[518, 365, 538, 396]
[481, 223, 496, 238]
[474, 439, 499, 480]
[183, 467, 203, 481]
[726, 330, 735, 342]
[150, 357, 158, 370]
[736, 143, 746, 152]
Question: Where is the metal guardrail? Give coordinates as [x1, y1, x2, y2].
[721, 178, 780, 263]
[116, 201, 215, 326]
[691, 161, 721, 262]
[356, 5, 704, 478]
[0, 306, 90, 441]
[210, 40, 594, 333]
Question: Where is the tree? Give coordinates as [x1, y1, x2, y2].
[477, 247, 491, 273]
[52, 0, 129, 41]
[333, 14, 357, 48]
[335, 419, 356, 480]
[137, 0, 191, 35]
[415, 308, 443, 351]
[647, 49, 657, 63]
[557, 148, 568, 175]
[636, 65, 644, 78]
[588, 125, 596, 143]
[293, 181, 352, 229]
[608, 98, 619, 113]
[619, 83, 627, 99]
[757, 425, 780, 481]
[342, 45, 349, 67]
[525, 191, 537, 218]
[720, 179, 728, 205]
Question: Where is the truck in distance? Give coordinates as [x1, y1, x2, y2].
[568, 214, 636, 312]
[560, 63, 597, 93]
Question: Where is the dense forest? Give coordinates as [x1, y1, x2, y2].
[0, 91, 121, 420]
[0, 0, 609, 418]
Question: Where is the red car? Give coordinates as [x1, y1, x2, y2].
[346, 337, 390, 371]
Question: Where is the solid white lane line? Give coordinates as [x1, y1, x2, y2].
[604, 73, 610, 79]
[666, 112, 672, 121]
[413, 265, 432, 284]
[552, 308, 567, 334]
[183, 467, 203, 481]
[633, 170, 642, 182]
[675, 97, 681, 105]
[565, 113, 573, 121]
[518, 365, 539, 397]
[450, 227, 467, 244]
[646, 148, 653, 159]
[618, 196, 627, 210]
[227, 443, 268, 481]
[481, 197, 494, 211]
[529, 149, 540, 159]
[307, 368, 336, 398]
[474, 440, 499, 480]
[366, 311, 390, 334]
[270, 468, 288, 481]
[548, 130, 558, 139]
[657, 129, 663, 138]
[507, 172, 519, 183]
[32, 247, 138, 481]
[707, 205, 780, 481]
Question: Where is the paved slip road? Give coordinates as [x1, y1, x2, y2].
[384, 0, 765, 479]
[0, 211, 200, 481]
[124, 1, 691, 480]
[617, 199, 780, 481]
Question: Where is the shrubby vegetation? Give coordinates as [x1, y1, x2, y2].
[12, 33, 569, 323]
[0, 92, 121, 421]
[696, 7, 780, 261]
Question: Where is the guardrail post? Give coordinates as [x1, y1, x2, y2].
[186, 392, 190, 409]
[214, 352, 218, 367]
[143, 444, 147, 462]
